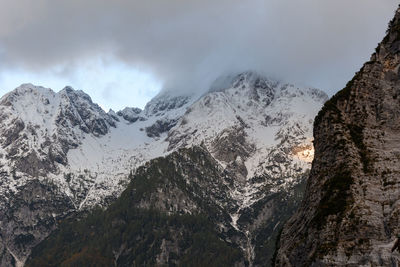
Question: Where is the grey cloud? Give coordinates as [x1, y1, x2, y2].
[0, 0, 398, 95]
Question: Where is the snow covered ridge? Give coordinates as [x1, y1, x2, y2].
[0, 72, 327, 265]
[0, 72, 327, 209]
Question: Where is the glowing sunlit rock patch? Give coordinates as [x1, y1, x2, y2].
[292, 144, 314, 163]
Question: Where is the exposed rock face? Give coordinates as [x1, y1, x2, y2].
[275, 6, 400, 266]
[0, 180, 75, 267]
[145, 118, 178, 138]
[116, 107, 143, 123]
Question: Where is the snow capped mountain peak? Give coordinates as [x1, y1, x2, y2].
[0, 75, 327, 204]
[143, 90, 195, 118]
[0, 83, 55, 106]
[0, 74, 328, 265]
[209, 71, 278, 94]
[1, 84, 116, 133]
[0, 84, 117, 180]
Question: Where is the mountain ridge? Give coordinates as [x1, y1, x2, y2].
[0, 71, 327, 266]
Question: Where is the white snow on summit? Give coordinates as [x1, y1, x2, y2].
[0, 72, 328, 210]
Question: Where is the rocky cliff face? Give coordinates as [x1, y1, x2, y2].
[0, 72, 327, 266]
[275, 6, 400, 266]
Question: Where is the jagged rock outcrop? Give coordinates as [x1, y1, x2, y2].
[145, 118, 178, 138]
[116, 107, 143, 123]
[275, 6, 400, 266]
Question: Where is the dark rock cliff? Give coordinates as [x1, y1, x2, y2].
[275, 6, 400, 266]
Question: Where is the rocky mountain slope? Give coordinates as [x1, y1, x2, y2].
[0, 72, 327, 266]
[275, 6, 400, 266]
[26, 146, 306, 266]
[27, 147, 247, 266]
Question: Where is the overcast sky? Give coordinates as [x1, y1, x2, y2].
[0, 0, 398, 110]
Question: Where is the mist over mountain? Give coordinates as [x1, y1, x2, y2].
[0, 0, 398, 99]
